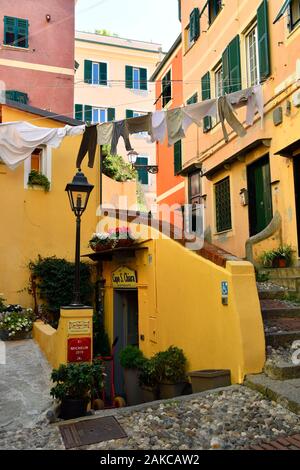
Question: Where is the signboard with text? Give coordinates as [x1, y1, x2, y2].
[112, 266, 137, 289]
[68, 320, 91, 335]
[67, 337, 91, 363]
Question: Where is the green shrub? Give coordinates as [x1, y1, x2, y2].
[0, 309, 34, 338]
[154, 346, 187, 384]
[139, 358, 159, 389]
[119, 345, 146, 369]
[102, 146, 137, 182]
[29, 256, 93, 327]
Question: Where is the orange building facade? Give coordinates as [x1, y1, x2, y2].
[151, 36, 185, 222]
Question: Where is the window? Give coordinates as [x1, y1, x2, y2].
[189, 8, 200, 44]
[126, 66, 147, 90]
[5, 90, 28, 104]
[290, 0, 300, 30]
[201, 72, 212, 132]
[222, 35, 242, 94]
[187, 93, 198, 105]
[188, 171, 202, 233]
[174, 141, 182, 175]
[84, 60, 107, 85]
[4, 16, 28, 48]
[162, 70, 172, 108]
[136, 157, 149, 185]
[31, 149, 42, 172]
[215, 66, 223, 99]
[215, 177, 232, 233]
[24, 147, 52, 190]
[208, 0, 223, 25]
[246, 26, 260, 87]
[74, 104, 115, 123]
[92, 108, 107, 124]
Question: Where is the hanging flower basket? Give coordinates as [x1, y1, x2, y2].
[89, 228, 138, 252]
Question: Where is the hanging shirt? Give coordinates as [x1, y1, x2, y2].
[97, 122, 114, 146]
[150, 111, 167, 144]
[217, 96, 247, 143]
[166, 108, 186, 146]
[127, 113, 152, 134]
[182, 99, 218, 130]
[228, 85, 264, 127]
[0, 121, 85, 170]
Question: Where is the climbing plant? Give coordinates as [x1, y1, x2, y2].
[29, 256, 93, 327]
[102, 145, 137, 182]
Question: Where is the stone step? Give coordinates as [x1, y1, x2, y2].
[260, 268, 300, 279]
[264, 362, 300, 380]
[257, 285, 287, 300]
[260, 300, 300, 319]
[266, 331, 300, 348]
[271, 278, 300, 292]
[245, 374, 300, 415]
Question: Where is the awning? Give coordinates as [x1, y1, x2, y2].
[274, 139, 300, 157]
[273, 0, 291, 25]
[82, 245, 148, 262]
[202, 138, 272, 180]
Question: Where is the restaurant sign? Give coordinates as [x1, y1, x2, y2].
[112, 266, 137, 289]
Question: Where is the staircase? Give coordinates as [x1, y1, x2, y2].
[245, 281, 300, 415]
[259, 267, 300, 299]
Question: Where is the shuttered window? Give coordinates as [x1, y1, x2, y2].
[222, 35, 241, 94]
[162, 70, 172, 108]
[125, 66, 147, 90]
[5, 90, 28, 104]
[257, 0, 271, 82]
[126, 110, 134, 119]
[290, 0, 300, 30]
[201, 72, 212, 132]
[215, 177, 232, 233]
[208, 0, 223, 25]
[136, 157, 149, 185]
[84, 60, 108, 85]
[187, 93, 198, 105]
[75, 104, 83, 121]
[4, 16, 28, 48]
[75, 105, 115, 123]
[174, 141, 182, 175]
[189, 8, 200, 43]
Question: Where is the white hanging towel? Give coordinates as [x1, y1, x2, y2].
[0, 122, 85, 169]
[150, 111, 167, 144]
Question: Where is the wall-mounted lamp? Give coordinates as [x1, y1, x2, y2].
[46, 14, 51, 22]
[240, 188, 249, 206]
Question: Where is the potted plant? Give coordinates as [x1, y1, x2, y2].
[28, 170, 50, 192]
[139, 357, 159, 403]
[89, 233, 111, 252]
[0, 307, 34, 341]
[119, 345, 145, 406]
[154, 346, 187, 399]
[261, 245, 293, 268]
[50, 361, 105, 420]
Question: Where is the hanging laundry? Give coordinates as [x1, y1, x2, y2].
[0, 121, 85, 170]
[97, 122, 114, 146]
[166, 108, 186, 146]
[127, 113, 152, 134]
[150, 111, 167, 144]
[228, 85, 264, 126]
[182, 99, 218, 130]
[217, 96, 246, 143]
[110, 120, 133, 155]
[76, 124, 98, 169]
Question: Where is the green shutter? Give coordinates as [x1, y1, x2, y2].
[136, 157, 149, 185]
[99, 62, 108, 86]
[178, 0, 182, 21]
[75, 104, 83, 121]
[125, 65, 133, 89]
[17, 18, 28, 48]
[4, 16, 16, 45]
[257, 0, 271, 82]
[174, 141, 182, 175]
[209, 0, 222, 24]
[189, 8, 200, 42]
[107, 108, 115, 122]
[126, 110, 134, 119]
[84, 60, 92, 84]
[187, 93, 198, 105]
[222, 35, 241, 94]
[84, 105, 92, 123]
[201, 72, 212, 132]
[140, 68, 148, 90]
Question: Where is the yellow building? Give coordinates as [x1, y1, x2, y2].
[75, 31, 164, 210]
[179, 0, 300, 265]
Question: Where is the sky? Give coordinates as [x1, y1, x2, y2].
[75, 0, 181, 51]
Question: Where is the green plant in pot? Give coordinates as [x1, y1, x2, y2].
[119, 345, 146, 406]
[154, 346, 187, 399]
[261, 245, 293, 268]
[139, 357, 159, 403]
[50, 361, 105, 420]
[0, 307, 34, 341]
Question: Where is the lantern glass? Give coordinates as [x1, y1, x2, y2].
[65, 172, 94, 217]
[127, 150, 138, 165]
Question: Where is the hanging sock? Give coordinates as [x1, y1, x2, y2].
[97, 122, 114, 145]
[0, 121, 85, 170]
[166, 108, 186, 146]
[217, 96, 247, 143]
[110, 120, 133, 155]
[150, 111, 167, 144]
[76, 124, 98, 169]
[127, 113, 152, 134]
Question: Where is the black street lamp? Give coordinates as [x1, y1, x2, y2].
[65, 171, 94, 307]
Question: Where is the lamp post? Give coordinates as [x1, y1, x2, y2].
[127, 150, 159, 175]
[65, 171, 94, 307]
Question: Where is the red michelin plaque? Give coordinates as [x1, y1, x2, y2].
[68, 337, 91, 363]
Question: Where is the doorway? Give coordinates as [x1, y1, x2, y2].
[247, 155, 273, 237]
[293, 158, 300, 256]
[113, 289, 139, 396]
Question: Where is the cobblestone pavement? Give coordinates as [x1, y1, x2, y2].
[0, 340, 52, 433]
[1, 387, 300, 450]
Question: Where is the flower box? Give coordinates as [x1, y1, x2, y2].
[0, 329, 33, 341]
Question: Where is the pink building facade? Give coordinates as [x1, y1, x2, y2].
[0, 0, 75, 115]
